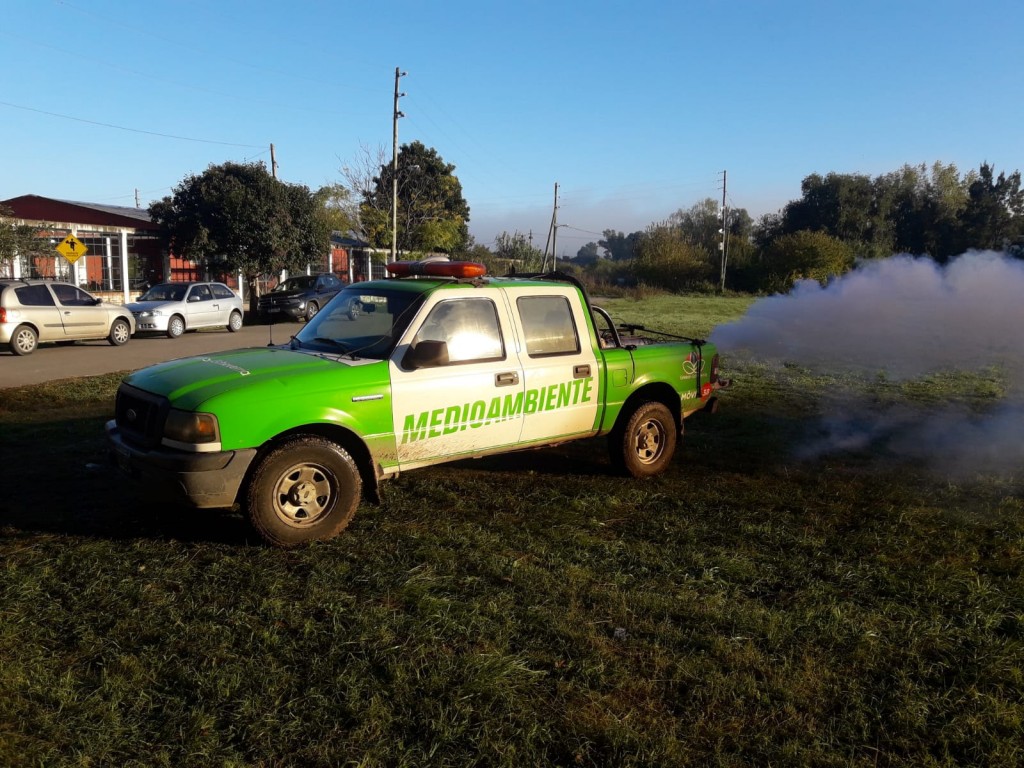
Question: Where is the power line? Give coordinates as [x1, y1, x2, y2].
[0, 100, 264, 148]
[559, 225, 605, 237]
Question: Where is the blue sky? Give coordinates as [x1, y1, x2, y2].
[2, 0, 1021, 256]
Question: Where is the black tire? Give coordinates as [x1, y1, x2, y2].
[108, 317, 131, 346]
[304, 302, 319, 322]
[228, 310, 243, 332]
[167, 314, 185, 338]
[246, 436, 361, 548]
[10, 324, 37, 356]
[609, 401, 678, 478]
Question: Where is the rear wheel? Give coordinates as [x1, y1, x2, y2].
[246, 436, 361, 548]
[108, 317, 131, 346]
[167, 314, 185, 338]
[228, 310, 243, 332]
[609, 401, 678, 478]
[10, 324, 37, 355]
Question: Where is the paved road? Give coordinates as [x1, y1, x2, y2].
[0, 320, 300, 389]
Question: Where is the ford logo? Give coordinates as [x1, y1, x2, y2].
[126, 408, 138, 423]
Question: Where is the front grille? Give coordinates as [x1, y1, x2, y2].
[115, 383, 170, 448]
[258, 295, 299, 311]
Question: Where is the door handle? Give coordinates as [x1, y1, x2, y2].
[573, 364, 591, 378]
[495, 371, 519, 387]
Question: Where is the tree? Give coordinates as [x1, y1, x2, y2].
[669, 197, 722, 254]
[360, 141, 470, 254]
[873, 162, 969, 259]
[0, 205, 52, 278]
[760, 230, 855, 293]
[573, 242, 602, 266]
[494, 231, 543, 273]
[955, 163, 1024, 256]
[753, 212, 785, 249]
[632, 222, 714, 291]
[599, 230, 640, 261]
[779, 172, 893, 258]
[338, 142, 388, 241]
[726, 207, 754, 241]
[664, 198, 754, 291]
[149, 161, 329, 312]
[314, 183, 357, 236]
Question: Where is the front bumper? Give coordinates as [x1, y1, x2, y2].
[106, 420, 257, 509]
[132, 314, 171, 332]
[258, 304, 305, 320]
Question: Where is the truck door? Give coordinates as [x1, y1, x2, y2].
[389, 291, 525, 469]
[511, 290, 600, 445]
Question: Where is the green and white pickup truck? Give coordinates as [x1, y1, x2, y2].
[106, 260, 729, 547]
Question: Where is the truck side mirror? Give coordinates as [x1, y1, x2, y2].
[403, 339, 449, 370]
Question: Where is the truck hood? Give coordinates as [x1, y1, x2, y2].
[123, 346, 383, 408]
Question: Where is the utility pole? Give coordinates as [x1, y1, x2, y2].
[551, 182, 559, 270]
[270, 143, 278, 179]
[543, 183, 559, 271]
[719, 170, 728, 292]
[391, 67, 407, 261]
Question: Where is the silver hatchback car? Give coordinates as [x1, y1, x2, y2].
[126, 281, 244, 338]
[0, 279, 136, 356]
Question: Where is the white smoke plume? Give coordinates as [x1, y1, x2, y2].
[710, 251, 1024, 478]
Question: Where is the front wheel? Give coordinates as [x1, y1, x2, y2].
[227, 310, 243, 332]
[246, 436, 362, 548]
[10, 324, 38, 355]
[304, 302, 319, 322]
[609, 401, 678, 478]
[167, 314, 185, 338]
[108, 317, 131, 346]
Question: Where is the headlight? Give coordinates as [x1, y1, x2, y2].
[140, 310, 164, 318]
[162, 409, 221, 451]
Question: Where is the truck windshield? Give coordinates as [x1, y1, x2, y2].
[294, 287, 424, 359]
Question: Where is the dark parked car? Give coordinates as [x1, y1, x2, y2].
[257, 273, 345, 322]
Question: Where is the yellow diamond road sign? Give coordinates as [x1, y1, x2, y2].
[57, 234, 88, 264]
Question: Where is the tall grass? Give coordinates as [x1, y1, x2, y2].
[1, 295, 1021, 767]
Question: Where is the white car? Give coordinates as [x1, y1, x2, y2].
[1, 279, 135, 356]
[127, 281, 244, 338]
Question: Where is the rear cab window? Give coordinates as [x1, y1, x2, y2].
[516, 295, 580, 357]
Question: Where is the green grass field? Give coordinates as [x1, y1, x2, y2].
[1, 295, 1021, 767]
